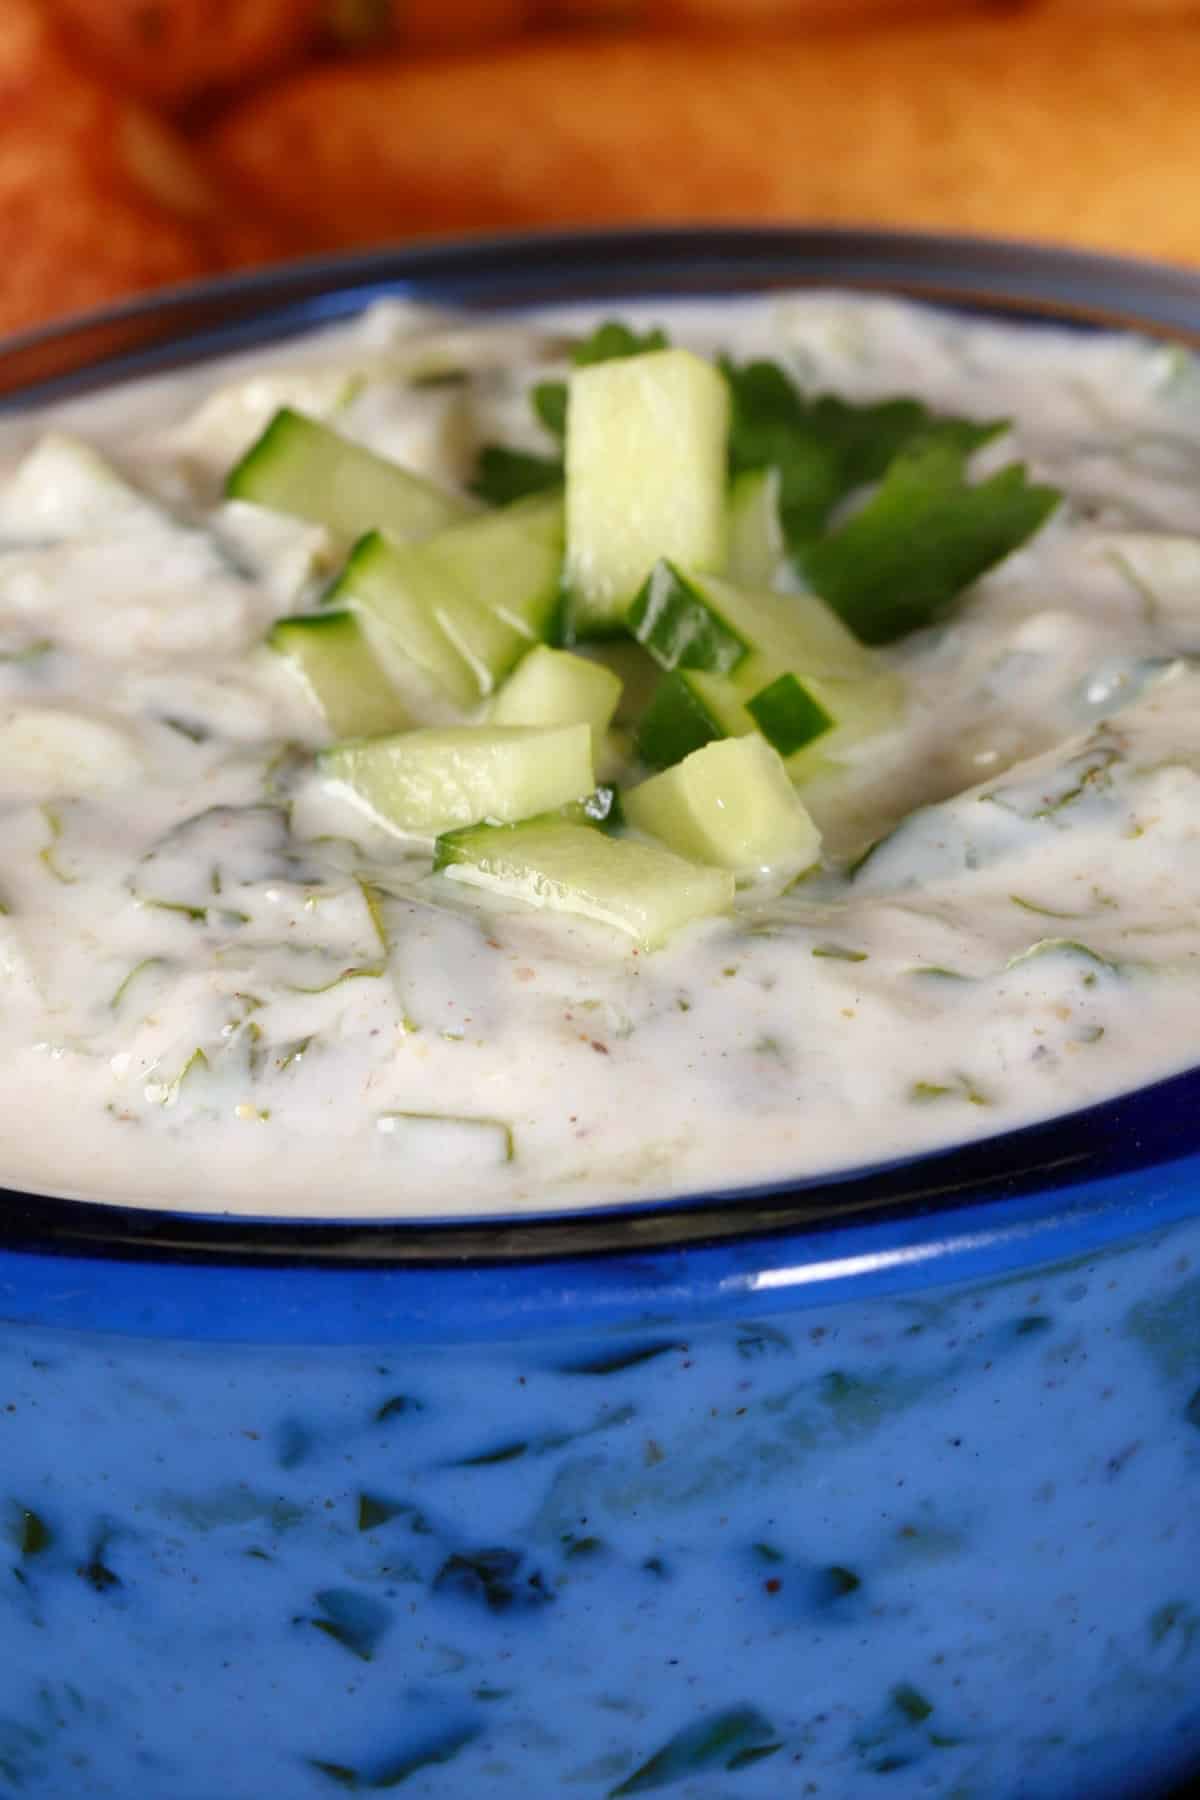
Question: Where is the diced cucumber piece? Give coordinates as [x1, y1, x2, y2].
[745, 672, 833, 756]
[727, 467, 786, 588]
[564, 350, 730, 637]
[633, 567, 903, 775]
[490, 645, 622, 759]
[624, 735, 821, 874]
[631, 563, 878, 681]
[638, 656, 902, 783]
[319, 723, 594, 835]
[326, 496, 564, 705]
[435, 818, 733, 948]
[637, 661, 830, 768]
[636, 668, 737, 769]
[628, 560, 750, 676]
[422, 494, 565, 639]
[325, 531, 480, 708]
[268, 611, 411, 739]
[224, 408, 472, 543]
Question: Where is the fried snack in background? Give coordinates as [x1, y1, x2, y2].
[0, 0, 285, 337]
[648, 0, 982, 20]
[207, 12, 1200, 266]
[384, 1, 534, 45]
[38, 0, 323, 108]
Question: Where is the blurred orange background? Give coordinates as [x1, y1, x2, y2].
[4, 0, 1200, 339]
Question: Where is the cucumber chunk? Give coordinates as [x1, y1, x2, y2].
[624, 736, 821, 874]
[225, 408, 472, 543]
[268, 611, 411, 739]
[633, 566, 903, 775]
[727, 467, 786, 589]
[564, 350, 730, 638]
[627, 560, 750, 676]
[490, 645, 622, 758]
[422, 493, 564, 639]
[319, 723, 594, 835]
[745, 672, 833, 757]
[631, 563, 877, 680]
[637, 662, 831, 767]
[326, 496, 565, 706]
[435, 818, 733, 948]
[325, 531, 480, 709]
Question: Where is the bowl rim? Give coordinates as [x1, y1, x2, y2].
[3, 222, 1200, 1279]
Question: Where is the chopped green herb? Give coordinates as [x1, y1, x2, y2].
[727, 1743, 783, 1772]
[891, 1684, 934, 1725]
[797, 440, 1060, 645]
[309, 1763, 359, 1792]
[610, 1705, 778, 1796]
[473, 319, 669, 499]
[285, 962, 386, 995]
[12, 1506, 50, 1556]
[1009, 894, 1094, 920]
[109, 957, 168, 1013]
[357, 1493, 403, 1531]
[812, 943, 868, 963]
[470, 446, 563, 507]
[1005, 937, 1118, 973]
[432, 1547, 552, 1613]
[910, 1081, 953, 1103]
[532, 380, 568, 440]
[558, 1340, 685, 1377]
[304, 1588, 392, 1661]
[39, 805, 76, 885]
[374, 1395, 423, 1423]
[159, 715, 210, 743]
[573, 321, 670, 367]
[0, 636, 53, 663]
[722, 355, 1005, 546]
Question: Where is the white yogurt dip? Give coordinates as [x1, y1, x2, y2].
[1, 292, 1199, 1217]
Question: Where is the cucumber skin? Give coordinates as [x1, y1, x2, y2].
[225, 408, 471, 543]
[746, 673, 834, 758]
[636, 673, 725, 770]
[627, 561, 750, 676]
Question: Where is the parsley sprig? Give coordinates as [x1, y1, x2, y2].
[473, 323, 1061, 646]
[471, 321, 668, 505]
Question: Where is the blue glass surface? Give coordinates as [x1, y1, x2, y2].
[0, 231, 1199, 1798]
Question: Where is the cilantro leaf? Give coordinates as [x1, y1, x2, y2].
[722, 356, 1005, 545]
[797, 439, 1061, 645]
[572, 320, 669, 367]
[473, 318, 669, 498]
[470, 446, 563, 507]
[532, 380, 568, 441]
[533, 321, 670, 445]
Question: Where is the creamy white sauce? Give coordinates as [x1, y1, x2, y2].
[1, 292, 1199, 1218]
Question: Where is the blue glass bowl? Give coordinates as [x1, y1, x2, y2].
[2, 229, 1199, 1800]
